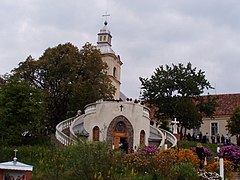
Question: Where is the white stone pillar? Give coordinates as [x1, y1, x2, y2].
[164, 143, 168, 150]
[220, 157, 224, 179]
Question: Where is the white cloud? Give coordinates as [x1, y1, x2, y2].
[1, 0, 240, 98]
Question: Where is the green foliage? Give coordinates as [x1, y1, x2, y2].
[0, 76, 46, 145]
[13, 43, 115, 126]
[170, 162, 199, 180]
[2, 142, 234, 179]
[227, 107, 240, 135]
[140, 62, 216, 131]
[175, 97, 202, 129]
[178, 140, 219, 158]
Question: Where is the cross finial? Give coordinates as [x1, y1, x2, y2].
[13, 149, 18, 162]
[102, 12, 110, 25]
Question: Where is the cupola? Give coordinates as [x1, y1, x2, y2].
[97, 21, 115, 54]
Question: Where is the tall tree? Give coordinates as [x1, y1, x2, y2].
[140, 62, 217, 134]
[0, 76, 46, 145]
[13, 43, 115, 126]
[226, 107, 240, 135]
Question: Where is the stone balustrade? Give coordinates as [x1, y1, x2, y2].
[158, 127, 178, 148]
[55, 117, 76, 146]
[143, 107, 150, 118]
[84, 103, 97, 114]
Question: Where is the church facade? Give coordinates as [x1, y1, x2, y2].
[63, 21, 177, 149]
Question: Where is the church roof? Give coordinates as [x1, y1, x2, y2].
[97, 44, 115, 54]
[148, 93, 240, 119]
[0, 161, 33, 171]
[210, 93, 240, 116]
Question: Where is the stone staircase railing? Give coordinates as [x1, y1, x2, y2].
[158, 127, 177, 148]
[55, 116, 76, 146]
[69, 114, 85, 140]
[56, 116, 177, 149]
[150, 125, 166, 148]
[150, 126, 177, 148]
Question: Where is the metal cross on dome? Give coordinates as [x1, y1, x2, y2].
[102, 12, 110, 25]
[13, 149, 18, 162]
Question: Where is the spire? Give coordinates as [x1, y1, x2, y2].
[97, 13, 114, 54]
[13, 149, 18, 162]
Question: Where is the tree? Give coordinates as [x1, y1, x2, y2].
[0, 76, 46, 145]
[13, 43, 115, 126]
[226, 107, 240, 135]
[139, 62, 217, 134]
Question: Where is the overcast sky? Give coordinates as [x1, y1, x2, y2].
[1, 0, 240, 99]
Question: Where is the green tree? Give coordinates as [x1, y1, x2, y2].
[0, 75, 5, 86]
[13, 43, 115, 126]
[226, 107, 240, 135]
[0, 76, 46, 145]
[140, 62, 217, 134]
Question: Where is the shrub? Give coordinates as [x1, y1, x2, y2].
[170, 162, 199, 180]
[139, 145, 159, 156]
[219, 145, 240, 168]
[205, 159, 235, 179]
[191, 146, 213, 159]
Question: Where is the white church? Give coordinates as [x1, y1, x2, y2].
[55, 21, 177, 149]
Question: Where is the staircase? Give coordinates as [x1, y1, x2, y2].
[56, 115, 177, 149]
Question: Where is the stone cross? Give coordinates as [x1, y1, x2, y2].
[171, 118, 179, 134]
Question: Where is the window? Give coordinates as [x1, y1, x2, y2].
[211, 122, 218, 136]
[140, 130, 145, 146]
[113, 67, 117, 78]
[103, 36, 106, 41]
[100, 36, 103, 41]
[115, 121, 126, 133]
[93, 126, 100, 141]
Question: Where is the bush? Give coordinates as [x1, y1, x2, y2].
[2, 143, 236, 179]
[219, 145, 240, 168]
[191, 146, 213, 159]
[206, 159, 235, 179]
[170, 162, 199, 180]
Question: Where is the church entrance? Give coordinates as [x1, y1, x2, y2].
[106, 115, 134, 149]
[114, 121, 128, 148]
[114, 132, 128, 148]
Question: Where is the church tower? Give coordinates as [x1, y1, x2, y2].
[97, 20, 122, 100]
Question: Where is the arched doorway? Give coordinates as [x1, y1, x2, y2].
[114, 121, 127, 148]
[93, 126, 100, 141]
[107, 115, 133, 149]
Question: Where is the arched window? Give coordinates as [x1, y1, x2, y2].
[140, 130, 145, 146]
[115, 121, 126, 133]
[93, 126, 100, 141]
[113, 67, 117, 78]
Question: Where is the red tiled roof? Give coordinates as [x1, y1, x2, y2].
[210, 94, 240, 116]
[148, 93, 240, 119]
